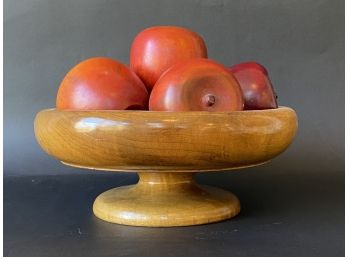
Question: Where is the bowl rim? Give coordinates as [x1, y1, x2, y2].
[38, 106, 294, 115]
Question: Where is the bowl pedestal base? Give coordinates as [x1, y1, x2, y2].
[93, 172, 240, 227]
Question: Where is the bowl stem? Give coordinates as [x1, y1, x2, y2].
[93, 171, 240, 227]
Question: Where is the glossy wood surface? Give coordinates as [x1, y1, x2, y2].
[34, 107, 297, 172]
[93, 172, 240, 227]
[34, 107, 297, 226]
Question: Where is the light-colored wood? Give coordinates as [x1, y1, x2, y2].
[34, 107, 298, 227]
[93, 172, 240, 227]
[34, 107, 298, 171]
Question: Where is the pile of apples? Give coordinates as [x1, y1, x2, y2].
[56, 26, 278, 111]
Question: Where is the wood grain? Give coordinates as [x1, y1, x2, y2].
[34, 107, 297, 226]
[34, 107, 298, 171]
[93, 172, 240, 227]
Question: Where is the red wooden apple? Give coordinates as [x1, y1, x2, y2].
[227, 62, 278, 110]
[130, 26, 208, 91]
[149, 59, 244, 111]
[56, 57, 148, 110]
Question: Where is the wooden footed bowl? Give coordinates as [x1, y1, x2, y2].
[34, 107, 298, 227]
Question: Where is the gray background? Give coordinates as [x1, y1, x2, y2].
[4, 0, 344, 256]
[4, 0, 344, 177]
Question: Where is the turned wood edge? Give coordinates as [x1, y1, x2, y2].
[60, 160, 270, 172]
[92, 175, 241, 227]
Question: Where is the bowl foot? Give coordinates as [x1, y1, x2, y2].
[93, 172, 240, 227]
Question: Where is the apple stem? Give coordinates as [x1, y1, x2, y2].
[205, 94, 215, 107]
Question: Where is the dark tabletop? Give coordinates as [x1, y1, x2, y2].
[4, 168, 344, 257]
